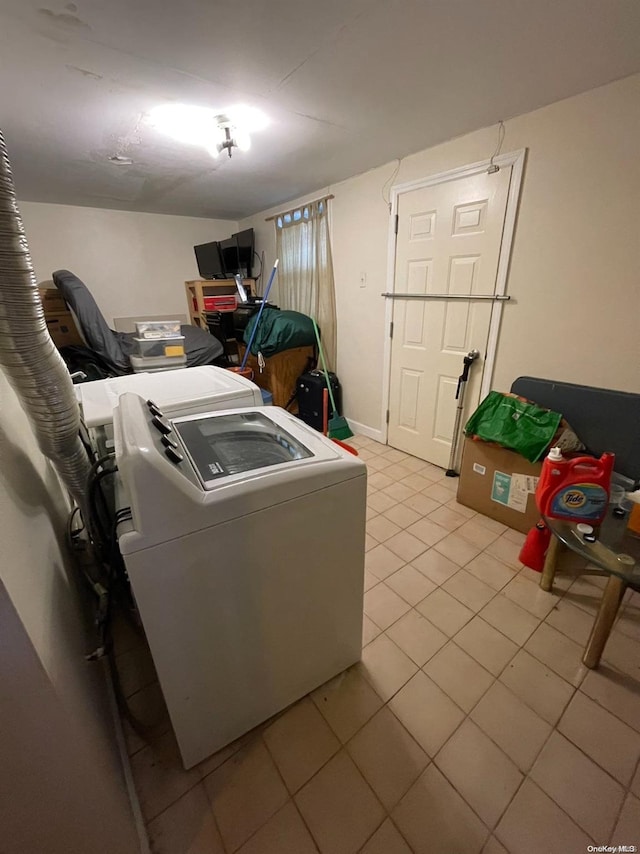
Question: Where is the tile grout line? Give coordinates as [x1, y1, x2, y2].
[404, 541, 591, 842]
[367, 440, 638, 842]
[364, 457, 628, 842]
[606, 755, 640, 845]
[257, 690, 423, 853]
[199, 725, 276, 854]
[130, 440, 637, 852]
[146, 774, 204, 828]
[429, 665, 593, 844]
[254, 733, 323, 854]
[356, 813, 412, 853]
[426, 648, 519, 835]
[200, 778, 230, 854]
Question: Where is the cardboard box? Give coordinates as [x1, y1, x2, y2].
[45, 312, 83, 349]
[457, 436, 542, 534]
[39, 287, 68, 314]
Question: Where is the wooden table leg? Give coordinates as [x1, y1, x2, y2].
[540, 534, 560, 592]
[582, 575, 627, 669]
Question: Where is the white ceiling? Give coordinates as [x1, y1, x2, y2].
[1, 0, 639, 219]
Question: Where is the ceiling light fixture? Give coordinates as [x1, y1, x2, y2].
[208, 115, 252, 159]
[147, 104, 267, 160]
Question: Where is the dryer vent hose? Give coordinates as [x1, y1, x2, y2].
[0, 129, 90, 509]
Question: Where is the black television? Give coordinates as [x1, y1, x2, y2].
[194, 241, 225, 279]
[232, 228, 255, 278]
[220, 237, 240, 277]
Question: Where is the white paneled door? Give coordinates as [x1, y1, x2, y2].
[388, 166, 512, 467]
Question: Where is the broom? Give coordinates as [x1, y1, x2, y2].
[240, 259, 279, 371]
[311, 318, 353, 440]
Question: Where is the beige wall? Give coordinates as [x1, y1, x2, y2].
[240, 73, 640, 434]
[19, 201, 236, 324]
[0, 371, 139, 852]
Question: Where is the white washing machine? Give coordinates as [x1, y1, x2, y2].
[113, 393, 366, 769]
[77, 365, 263, 455]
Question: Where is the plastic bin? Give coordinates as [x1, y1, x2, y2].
[130, 353, 187, 373]
[135, 320, 181, 339]
[133, 336, 185, 358]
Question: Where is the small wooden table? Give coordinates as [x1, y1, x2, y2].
[540, 514, 640, 668]
[237, 344, 315, 409]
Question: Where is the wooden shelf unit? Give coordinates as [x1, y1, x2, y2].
[185, 279, 254, 329]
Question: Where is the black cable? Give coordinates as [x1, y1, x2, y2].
[66, 505, 84, 548]
[88, 466, 118, 558]
[252, 249, 263, 286]
[103, 510, 161, 737]
[69, 488, 155, 736]
[82, 452, 122, 568]
[76, 454, 159, 736]
[90, 452, 116, 475]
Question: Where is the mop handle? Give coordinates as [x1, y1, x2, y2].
[240, 259, 279, 370]
[311, 318, 338, 413]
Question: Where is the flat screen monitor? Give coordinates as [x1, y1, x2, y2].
[220, 237, 240, 277]
[194, 241, 225, 279]
[232, 228, 254, 278]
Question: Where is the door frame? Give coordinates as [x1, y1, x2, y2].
[380, 148, 526, 445]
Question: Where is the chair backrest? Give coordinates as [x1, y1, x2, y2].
[52, 270, 130, 374]
[511, 376, 640, 482]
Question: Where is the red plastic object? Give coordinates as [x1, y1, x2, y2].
[536, 451, 615, 524]
[519, 522, 551, 572]
[226, 366, 254, 381]
[203, 295, 237, 312]
[331, 438, 358, 456]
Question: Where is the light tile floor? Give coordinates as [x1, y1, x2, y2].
[118, 436, 640, 854]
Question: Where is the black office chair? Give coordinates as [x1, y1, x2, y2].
[52, 269, 224, 375]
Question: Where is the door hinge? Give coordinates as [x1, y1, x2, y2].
[389, 321, 394, 339]
[386, 409, 390, 425]
[394, 214, 399, 235]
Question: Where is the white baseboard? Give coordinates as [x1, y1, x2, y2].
[346, 418, 385, 443]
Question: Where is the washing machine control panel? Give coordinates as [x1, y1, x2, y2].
[164, 446, 184, 464]
[146, 399, 164, 418]
[144, 400, 193, 474]
[151, 414, 173, 435]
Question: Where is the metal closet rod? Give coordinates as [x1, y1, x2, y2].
[381, 293, 511, 301]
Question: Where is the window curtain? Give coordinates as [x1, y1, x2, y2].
[274, 199, 337, 370]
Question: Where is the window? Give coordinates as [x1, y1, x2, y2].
[275, 198, 337, 369]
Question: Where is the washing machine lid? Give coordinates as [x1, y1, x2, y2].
[79, 366, 260, 428]
[173, 409, 314, 489]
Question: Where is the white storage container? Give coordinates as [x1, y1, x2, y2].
[135, 320, 182, 339]
[133, 335, 185, 359]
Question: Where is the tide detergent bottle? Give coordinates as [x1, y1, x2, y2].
[535, 447, 615, 524]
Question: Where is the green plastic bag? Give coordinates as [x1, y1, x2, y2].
[464, 391, 562, 463]
[243, 308, 315, 356]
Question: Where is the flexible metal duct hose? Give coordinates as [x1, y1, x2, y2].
[0, 129, 90, 508]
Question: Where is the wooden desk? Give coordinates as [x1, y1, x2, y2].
[237, 345, 315, 409]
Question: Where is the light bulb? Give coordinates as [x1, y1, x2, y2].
[147, 104, 215, 147]
[226, 105, 268, 132]
[234, 129, 251, 151]
[147, 103, 266, 157]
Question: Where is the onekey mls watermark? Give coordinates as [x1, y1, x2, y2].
[587, 847, 637, 853]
